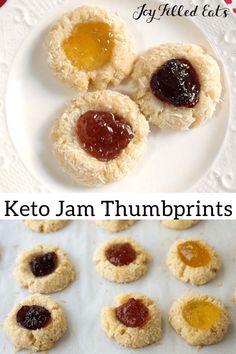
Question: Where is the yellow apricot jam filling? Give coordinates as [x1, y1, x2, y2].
[62, 22, 114, 71]
[178, 241, 211, 267]
[182, 300, 221, 329]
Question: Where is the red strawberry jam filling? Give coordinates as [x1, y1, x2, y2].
[77, 110, 134, 161]
[115, 298, 150, 327]
[105, 242, 136, 266]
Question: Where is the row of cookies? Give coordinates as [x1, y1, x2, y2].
[5, 290, 232, 350]
[23, 218, 198, 234]
[5, 227, 222, 291]
[95, 236, 221, 286]
[46, 6, 222, 185]
[102, 291, 231, 348]
[21, 219, 213, 290]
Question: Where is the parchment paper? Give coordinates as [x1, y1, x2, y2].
[0, 220, 235, 353]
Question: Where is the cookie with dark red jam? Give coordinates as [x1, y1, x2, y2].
[16, 245, 75, 293]
[102, 293, 162, 348]
[94, 237, 151, 283]
[132, 43, 221, 130]
[4, 294, 67, 352]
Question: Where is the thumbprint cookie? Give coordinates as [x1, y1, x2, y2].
[51, 91, 149, 185]
[102, 293, 162, 348]
[169, 293, 230, 346]
[94, 237, 151, 283]
[132, 43, 221, 130]
[4, 294, 67, 352]
[166, 239, 221, 285]
[16, 244, 76, 293]
[47, 6, 135, 91]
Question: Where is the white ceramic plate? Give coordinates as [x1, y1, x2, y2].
[0, 220, 236, 353]
[5, 0, 230, 192]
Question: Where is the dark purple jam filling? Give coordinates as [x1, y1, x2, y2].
[150, 58, 200, 108]
[16, 305, 51, 330]
[30, 252, 58, 277]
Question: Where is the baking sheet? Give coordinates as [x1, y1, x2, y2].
[0, 220, 236, 353]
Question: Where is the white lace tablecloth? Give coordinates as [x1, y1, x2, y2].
[0, 0, 235, 192]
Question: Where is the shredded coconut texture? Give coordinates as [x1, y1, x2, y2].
[50, 90, 149, 186]
[47, 6, 135, 91]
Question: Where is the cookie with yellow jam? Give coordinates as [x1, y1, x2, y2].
[101, 293, 162, 348]
[47, 6, 135, 91]
[166, 239, 221, 285]
[169, 293, 230, 346]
